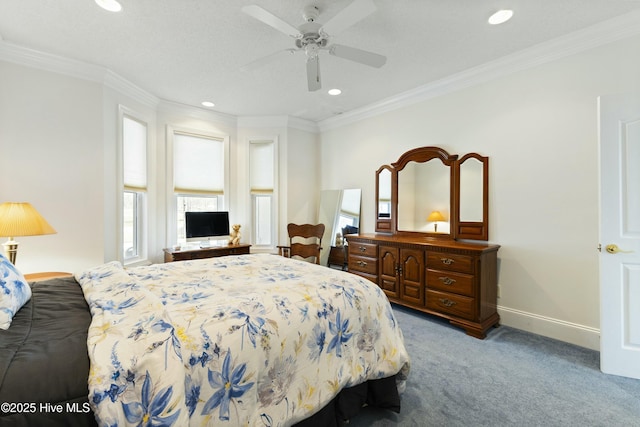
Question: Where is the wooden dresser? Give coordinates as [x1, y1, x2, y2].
[347, 233, 499, 339]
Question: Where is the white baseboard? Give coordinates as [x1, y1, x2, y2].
[497, 305, 600, 351]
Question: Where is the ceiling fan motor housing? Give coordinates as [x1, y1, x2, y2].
[302, 5, 320, 22]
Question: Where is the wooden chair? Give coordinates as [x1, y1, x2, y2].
[278, 223, 325, 264]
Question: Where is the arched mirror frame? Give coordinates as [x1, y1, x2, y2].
[390, 146, 458, 238]
[375, 146, 490, 241]
[454, 153, 489, 240]
[375, 165, 394, 232]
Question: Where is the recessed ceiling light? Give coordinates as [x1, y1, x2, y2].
[95, 0, 122, 12]
[201, 101, 215, 107]
[328, 89, 342, 96]
[488, 10, 513, 25]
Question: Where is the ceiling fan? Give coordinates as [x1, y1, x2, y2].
[241, 0, 387, 91]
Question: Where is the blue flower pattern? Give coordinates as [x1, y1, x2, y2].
[0, 253, 32, 330]
[201, 349, 254, 420]
[122, 371, 181, 426]
[77, 254, 410, 426]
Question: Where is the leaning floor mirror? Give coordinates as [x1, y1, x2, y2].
[318, 189, 361, 267]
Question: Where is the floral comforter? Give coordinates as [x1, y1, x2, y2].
[76, 254, 410, 427]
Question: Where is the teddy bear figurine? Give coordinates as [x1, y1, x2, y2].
[228, 224, 241, 245]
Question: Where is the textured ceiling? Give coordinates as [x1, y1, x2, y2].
[1, 0, 640, 122]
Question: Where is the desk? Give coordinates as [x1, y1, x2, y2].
[163, 244, 251, 262]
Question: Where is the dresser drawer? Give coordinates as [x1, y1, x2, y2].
[426, 252, 474, 274]
[426, 289, 475, 321]
[349, 242, 378, 258]
[426, 269, 474, 297]
[348, 255, 378, 276]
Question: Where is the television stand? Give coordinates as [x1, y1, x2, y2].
[163, 243, 251, 262]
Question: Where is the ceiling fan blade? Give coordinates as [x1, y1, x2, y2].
[320, 0, 377, 36]
[329, 44, 386, 68]
[242, 5, 302, 38]
[240, 49, 299, 72]
[306, 56, 321, 91]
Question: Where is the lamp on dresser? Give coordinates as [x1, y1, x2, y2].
[0, 202, 56, 264]
[427, 210, 446, 232]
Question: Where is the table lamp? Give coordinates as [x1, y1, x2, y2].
[0, 202, 56, 264]
[427, 210, 446, 232]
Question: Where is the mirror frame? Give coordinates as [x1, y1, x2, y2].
[454, 153, 489, 240]
[375, 146, 490, 241]
[375, 165, 394, 232]
[391, 146, 458, 238]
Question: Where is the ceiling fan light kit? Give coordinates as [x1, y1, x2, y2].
[241, 0, 386, 92]
[488, 9, 514, 25]
[95, 0, 122, 13]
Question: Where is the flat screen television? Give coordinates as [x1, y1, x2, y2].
[185, 211, 230, 243]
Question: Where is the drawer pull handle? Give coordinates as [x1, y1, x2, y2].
[438, 276, 456, 285]
[357, 260, 367, 267]
[439, 298, 457, 307]
[440, 258, 455, 265]
[358, 246, 367, 253]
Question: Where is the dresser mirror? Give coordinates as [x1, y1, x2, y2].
[375, 165, 393, 231]
[455, 153, 489, 240]
[375, 146, 489, 241]
[397, 158, 452, 234]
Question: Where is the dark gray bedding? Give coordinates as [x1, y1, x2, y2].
[0, 276, 96, 426]
[0, 276, 400, 427]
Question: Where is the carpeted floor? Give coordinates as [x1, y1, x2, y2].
[349, 305, 640, 427]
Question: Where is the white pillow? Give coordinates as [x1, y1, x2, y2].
[0, 252, 32, 330]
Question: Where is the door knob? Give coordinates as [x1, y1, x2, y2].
[605, 244, 634, 254]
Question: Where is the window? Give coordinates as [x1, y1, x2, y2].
[122, 115, 147, 261]
[176, 196, 219, 242]
[172, 131, 227, 243]
[249, 139, 276, 248]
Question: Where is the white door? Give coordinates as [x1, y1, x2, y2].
[599, 93, 640, 379]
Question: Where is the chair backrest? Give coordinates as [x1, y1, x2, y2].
[287, 223, 325, 264]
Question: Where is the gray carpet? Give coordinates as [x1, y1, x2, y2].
[349, 305, 640, 427]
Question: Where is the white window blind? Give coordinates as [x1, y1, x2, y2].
[174, 133, 224, 194]
[123, 116, 147, 189]
[250, 141, 274, 192]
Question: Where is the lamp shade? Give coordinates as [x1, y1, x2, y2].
[427, 210, 446, 222]
[0, 202, 56, 237]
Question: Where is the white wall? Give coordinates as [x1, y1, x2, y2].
[0, 61, 105, 274]
[285, 127, 320, 225]
[319, 34, 640, 349]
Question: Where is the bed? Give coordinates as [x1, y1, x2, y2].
[0, 254, 410, 426]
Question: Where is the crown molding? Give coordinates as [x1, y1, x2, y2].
[0, 39, 318, 132]
[237, 115, 318, 133]
[287, 116, 319, 133]
[103, 70, 159, 108]
[158, 99, 238, 127]
[0, 40, 159, 108]
[317, 9, 640, 132]
[0, 40, 105, 81]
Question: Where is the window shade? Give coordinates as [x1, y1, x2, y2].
[250, 140, 274, 191]
[174, 133, 224, 193]
[123, 117, 147, 189]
